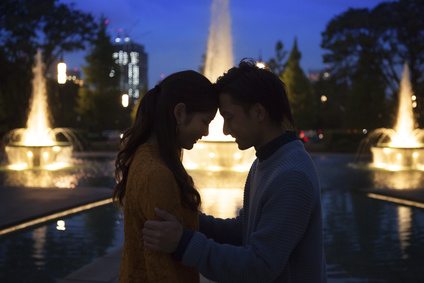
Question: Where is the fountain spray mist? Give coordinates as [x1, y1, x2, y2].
[203, 0, 234, 142]
[391, 63, 417, 147]
[204, 0, 234, 81]
[183, 0, 255, 173]
[23, 50, 55, 146]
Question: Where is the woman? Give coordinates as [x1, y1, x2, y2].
[113, 70, 218, 282]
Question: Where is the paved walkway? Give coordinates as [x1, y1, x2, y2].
[2, 173, 424, 282]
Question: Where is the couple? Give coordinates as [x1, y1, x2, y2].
[112, 59, 327, 283]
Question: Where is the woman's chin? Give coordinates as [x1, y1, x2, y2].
[183, 144, 194, 150]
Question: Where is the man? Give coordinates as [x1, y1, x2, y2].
[143, 59, 327, 282]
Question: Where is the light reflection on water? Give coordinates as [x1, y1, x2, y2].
[0, 204, 124, 282]
[315, 153, 424, 282]
[0, 154, 116, 189]
[0, 153, 424, 282]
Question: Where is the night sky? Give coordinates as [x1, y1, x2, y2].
[60, 0, 392, 87]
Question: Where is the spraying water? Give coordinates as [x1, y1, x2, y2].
[23, 50, 55, 146]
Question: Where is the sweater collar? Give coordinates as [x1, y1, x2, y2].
[255, 131, 298, 162]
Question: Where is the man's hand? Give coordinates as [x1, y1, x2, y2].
[142, 208, 183, 253]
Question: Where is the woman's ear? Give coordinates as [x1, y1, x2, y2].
[174, 103, 186, 123]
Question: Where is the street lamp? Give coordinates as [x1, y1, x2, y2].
[57, 59, 67, 84]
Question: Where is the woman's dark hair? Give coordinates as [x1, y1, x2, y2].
[113, 70, 218, 211]
[215, 58, 296, 130]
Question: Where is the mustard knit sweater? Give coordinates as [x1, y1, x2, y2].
[119, 143, 199, 283]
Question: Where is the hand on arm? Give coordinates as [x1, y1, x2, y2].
[142, 208, 183, 253]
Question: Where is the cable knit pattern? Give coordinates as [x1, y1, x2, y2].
[119, 143, 199, 283]
[182, 140, 327, 282]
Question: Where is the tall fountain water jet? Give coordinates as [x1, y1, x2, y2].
[361, 63, 424, 171]
[183, 0, 255, 173]
[4, 50, 73, 170]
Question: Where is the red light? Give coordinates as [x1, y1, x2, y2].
[304, 137, 309, 142]
[105, 19, 109, 25]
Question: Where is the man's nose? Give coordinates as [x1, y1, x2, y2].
[203, 125, 209, 137]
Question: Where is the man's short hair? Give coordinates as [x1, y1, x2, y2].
[215, 58, 296, 130]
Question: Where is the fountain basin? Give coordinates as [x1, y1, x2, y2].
[5, 142, 73, 170]
[184, 140, 255, 172]
[371, 145, 424, 171]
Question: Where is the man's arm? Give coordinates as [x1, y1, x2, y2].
[143, 210, 243, 252]
[144, 172, 316, 282]
[182, 172, 316, 283]
[199, 212, 243, 245]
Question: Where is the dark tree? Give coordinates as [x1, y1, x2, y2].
[281, 38, 315, 129]
[266, 40, 287, 76]
[76, 17, 125, 136]
[321, 0, 424, 128]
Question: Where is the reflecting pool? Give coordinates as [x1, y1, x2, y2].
[0, 153, 423, 282]
[0, 204, 124, 282]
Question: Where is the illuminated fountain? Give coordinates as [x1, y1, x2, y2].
[359, 63, 424, 171]
[183, 0, 255, 176]
[4, 50, 75, 170]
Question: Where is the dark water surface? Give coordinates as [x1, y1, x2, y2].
[0, 153, 423, 282]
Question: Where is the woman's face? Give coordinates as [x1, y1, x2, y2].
[177, 109, 217, 150]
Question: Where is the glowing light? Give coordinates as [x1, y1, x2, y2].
[8, 163, 28, 170]
[209, 152, 215, 158]
[56, 220, 66, 231]
[122, 94, 129, 107]
[321, 95, 327, 102]
[256, 62, 266, 69]
[57, 62, 67, 84]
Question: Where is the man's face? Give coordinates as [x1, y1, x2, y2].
[219, 92, 258, 150]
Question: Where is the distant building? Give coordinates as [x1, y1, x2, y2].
[113, 34, 148, 100]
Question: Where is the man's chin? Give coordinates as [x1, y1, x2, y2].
[237, 143, 252, 151]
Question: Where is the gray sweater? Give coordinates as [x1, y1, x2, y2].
[183, 139, 327, 282]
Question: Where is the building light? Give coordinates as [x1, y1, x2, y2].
[122, 94, 129, 107]
[57, 61, 67, 84]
